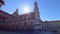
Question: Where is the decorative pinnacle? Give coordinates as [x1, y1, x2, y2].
[0, 0, 4, 10]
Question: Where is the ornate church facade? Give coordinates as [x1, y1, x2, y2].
[0, 0, 60, 32]
[0, 2, 42, 31]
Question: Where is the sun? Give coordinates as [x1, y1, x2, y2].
[22, 6, 30, 14]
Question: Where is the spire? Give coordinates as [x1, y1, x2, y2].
[34, 1, 37, 4]
[34, 1, 38, 9]
[34, 1, 40, 17]
[13, 8, 19, 17]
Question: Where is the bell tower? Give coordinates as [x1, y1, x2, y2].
[34, 1, 42, 30]
[34, 1, 41, 24]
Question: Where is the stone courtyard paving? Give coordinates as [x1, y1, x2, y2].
[0, 31, 56, 34]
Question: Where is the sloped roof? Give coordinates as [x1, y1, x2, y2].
[19, 12, 34, 19]
[48, 20, 60, 22]
[0, 10, 13, 17]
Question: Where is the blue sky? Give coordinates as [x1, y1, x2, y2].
[1, 0, 60, 21]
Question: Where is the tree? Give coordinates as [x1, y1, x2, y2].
[0, 0, 4, 9]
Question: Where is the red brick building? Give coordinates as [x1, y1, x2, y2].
[0, 2, 42, 31]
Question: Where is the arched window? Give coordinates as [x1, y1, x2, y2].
[17, 22, 21, 27]
[31, 21, 33, 26]
[0, 19, 3, 23]
[0, 19, 1, 23]
[24, 22, 26, 26]
[30, 20, 34, 26]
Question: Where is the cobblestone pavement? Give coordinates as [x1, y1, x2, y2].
[0, 31, 55, 34]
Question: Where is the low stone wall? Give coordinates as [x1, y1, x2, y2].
[44, 21, 60, 33]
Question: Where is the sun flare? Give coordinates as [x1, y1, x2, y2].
[22, 6, 30, 14]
